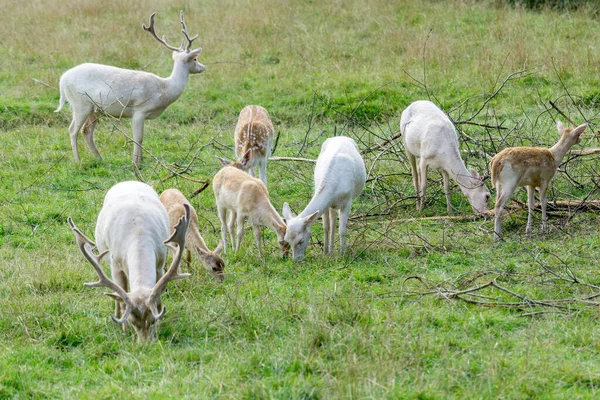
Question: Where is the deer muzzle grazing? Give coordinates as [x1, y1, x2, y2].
[69, 181, 191, 342]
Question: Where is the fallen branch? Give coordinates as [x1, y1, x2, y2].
[268, 156, 316, 163]
[190, 179, 211, 199]
[569, 148, 600, 156]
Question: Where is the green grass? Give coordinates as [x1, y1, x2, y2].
[3, 0, 600, 398]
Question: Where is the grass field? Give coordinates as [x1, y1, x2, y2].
[3, 0, 600, 398]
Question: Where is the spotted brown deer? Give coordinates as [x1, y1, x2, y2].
[234, 105, 274, 185]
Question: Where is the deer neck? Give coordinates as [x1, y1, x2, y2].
[443, 156, 478, 197]
[164, 61, 190, 101]
[550, 136, 575, 164]
[299, 189, 330, 221]
[127, 250, 158, 291]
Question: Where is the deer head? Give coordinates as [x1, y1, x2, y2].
[68, 204, 191, 343]
[142, 11, 205, 74]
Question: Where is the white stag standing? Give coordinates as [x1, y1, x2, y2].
[282, 136, 366, 261]
[490, 120, 587, 240]
[234, 105, 274, 185]
[68, 181, 190, 342]
[55, 11, 204, 165]
[400, 100, 490, 213]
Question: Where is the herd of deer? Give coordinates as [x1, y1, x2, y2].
[59, 12, 589, 341]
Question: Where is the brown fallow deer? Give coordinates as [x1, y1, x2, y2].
[160, 189, 225, 281]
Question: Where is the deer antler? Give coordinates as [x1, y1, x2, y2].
[148, 204, 191, 319]
[68, 217, 134, 324]
[142, 12, 183, 52]
[179, 10, 199, 52]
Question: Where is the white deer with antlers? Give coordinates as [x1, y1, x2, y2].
[68, 181, 190, 342]
[55, 11, 204, 165]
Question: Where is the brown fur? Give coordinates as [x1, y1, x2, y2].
[490, 120, 587, 239]
[234, 105, 274, 168]
[490, 147, 557, 187]
[212, 166, 289, 256]
[159, 189, 225, 280]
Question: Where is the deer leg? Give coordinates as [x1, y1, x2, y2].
[131, 113, 146, 165]
[235, 214, 245, 252]
[259, 159, 267, 186]
[338, 203, 351, 255]
[493, 181, 517, 241]
[217, 205, 228, 254]
[227, 211, 237, 249]
[407, 153, 420, 210]
[441, 170, 452, 215]
[112, 268, 128, 332]
[418, 158, 428, 212]
[322, 207, 330, 255]
[252, 223, 262, 257]
[69, 109, 91, 162]
[82, 113, 103, 160]
[539, 182, 549, 233]
[328, 208, 337, 255]
[526, 185, 535, 234]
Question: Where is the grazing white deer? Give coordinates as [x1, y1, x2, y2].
[213, 161, 289, 257]
[490, 120, 587, 240]
[234, 105, 274, 185]
[68, 181, 190, 342]
[55, 11, 204, 165]
[282, 136, 366, 261]
[400, 100, 490, 213]
[160, 189, 225, 281]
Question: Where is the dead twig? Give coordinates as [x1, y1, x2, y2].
[190, 180, 211, 199]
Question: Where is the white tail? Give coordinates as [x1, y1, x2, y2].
[160, 189, 225, 281]
[55, 11, 204, 165]
[400, 100, 490, 213]
[282, 136, 366, 261]
[490, 120, 587, 240]
[234, 105, 274, 185]
[69, 181, 190, 342]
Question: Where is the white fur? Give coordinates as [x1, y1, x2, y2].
[282, 136, 366, 261]
[400, 100, 490, 213]
[55, 13, 204, 165]
[70, 181, 189, 342]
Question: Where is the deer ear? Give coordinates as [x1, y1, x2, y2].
[240, 150, 251, 170]
[556, 120, 565, 133]
[214, 240, 224, 255]
[282, 202, 295, 221]
[184, 48, 202, 61]
[217, 157, 231, 167]
[305, 210, 319, 224]
[572, 123, 588, 137]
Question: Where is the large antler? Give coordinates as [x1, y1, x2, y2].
[148, 204, 191, 319]
[179, 10, 199, 52]
[68, 217, 134, 325]
[142, 11, 199, 53]
[142, 12, 184, 52]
